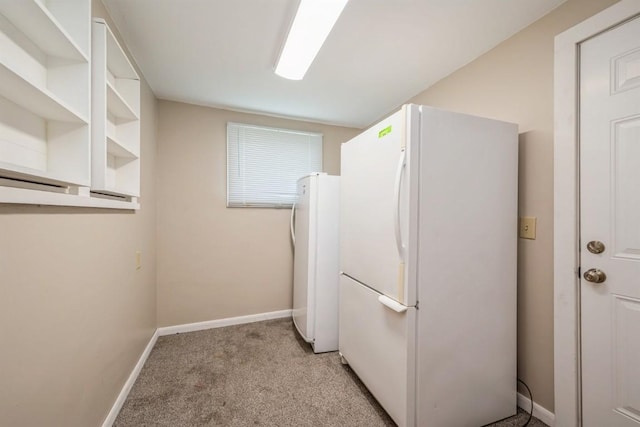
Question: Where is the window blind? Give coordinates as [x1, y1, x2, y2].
[227, 122, 323, 207]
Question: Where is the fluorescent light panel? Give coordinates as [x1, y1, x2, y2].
[275, 0, 349, 80]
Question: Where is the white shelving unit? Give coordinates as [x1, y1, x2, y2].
[0, 2, 140, 209]
[91, 18, 140, 199]
[0, 0, 91, 186]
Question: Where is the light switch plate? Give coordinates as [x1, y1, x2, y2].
[520, 217, 537, 240]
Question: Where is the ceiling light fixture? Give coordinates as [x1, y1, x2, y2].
[275, 0, 349, 80]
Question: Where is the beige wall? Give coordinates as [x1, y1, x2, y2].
[156, 101, 359, 326]
[408, 0, 619, 411]
[0, 2, 158, 426]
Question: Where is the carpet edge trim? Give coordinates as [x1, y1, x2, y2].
[517, 392, 555, 426]
[157, 309, 293, 336]
[101, 329, 159, 427]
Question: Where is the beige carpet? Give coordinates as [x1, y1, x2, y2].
[114, 318, 547, 427]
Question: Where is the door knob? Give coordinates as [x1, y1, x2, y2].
[587, 241, 605, 254]
[583, 268, 607, 284]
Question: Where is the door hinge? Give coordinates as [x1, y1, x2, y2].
[576, 266, 581, 277]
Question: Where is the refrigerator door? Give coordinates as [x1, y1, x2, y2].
[292, 175, 316, 342]
[339, 274, 416, 427]
[340, 105, 419, 305]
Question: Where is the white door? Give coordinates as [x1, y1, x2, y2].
[340, 106, 415, 305]
[580, 16, 640, 426]
[292, 175, 316, 342]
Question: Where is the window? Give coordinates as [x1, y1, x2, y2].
[227, 123, 323, 207]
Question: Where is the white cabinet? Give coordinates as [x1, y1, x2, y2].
[0, 0, 91, 186]
[91, 19, 140, 198]
[0, 3, 141, 208]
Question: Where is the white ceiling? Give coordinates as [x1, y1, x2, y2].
[103, 0, 566, 129]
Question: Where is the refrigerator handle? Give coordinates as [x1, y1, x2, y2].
[378, 295, 408, 313]
[290, 203, 296, 246]
[393, 148, 406, 260]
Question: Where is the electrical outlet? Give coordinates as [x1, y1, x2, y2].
[520, 217, 536, 240]
[136, 251, 142, 270]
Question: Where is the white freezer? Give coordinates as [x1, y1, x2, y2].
[339, 104, 518, 427]
[292, 173, 340, 353]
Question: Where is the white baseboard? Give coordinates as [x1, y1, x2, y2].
[102, 329, 158, 427]
[518, 392, 555, 426]
[157, 309, 293, 336]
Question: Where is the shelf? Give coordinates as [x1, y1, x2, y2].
[107, 134, 138, 159]
[0, 0, 88, 61]
[107, 80, 138, 121]
[0, 61, 87, 123]
[99, 186, 139, 198]
[0, 185, 139, 209]
[0, 159, 89, 187]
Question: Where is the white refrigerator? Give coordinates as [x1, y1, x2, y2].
[339, 105, 518, 427]
[291, 173, 340, 353]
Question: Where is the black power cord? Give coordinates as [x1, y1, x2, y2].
[517, 378, 534, 426]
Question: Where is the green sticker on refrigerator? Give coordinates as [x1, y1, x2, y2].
[378, 125, 392, 138]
